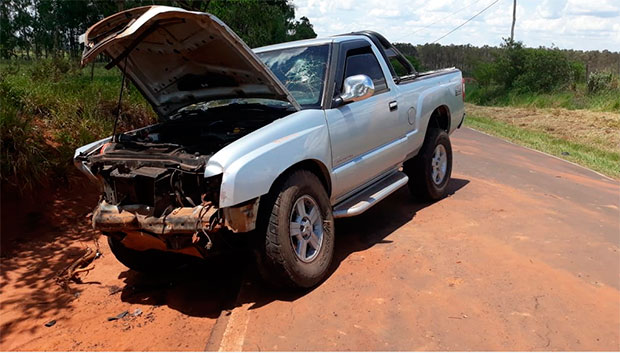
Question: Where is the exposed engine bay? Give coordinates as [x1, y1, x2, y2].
[76, 103, 292, 258]
[81, 104, 290, 219]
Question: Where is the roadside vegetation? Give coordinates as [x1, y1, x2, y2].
[465, 104, 620, 178]
[467, 84, 620, 113]
[1, 0, 317, 193]
[465, 40, 620, 113]
[2, 2, 619, 192]
[0, 59, 154, 191]
[398, 39, 619, 178]
[459, 39, 620, 178]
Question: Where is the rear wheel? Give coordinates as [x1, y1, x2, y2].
[404, 128, 452, 201]
[255, 170, 334, 288]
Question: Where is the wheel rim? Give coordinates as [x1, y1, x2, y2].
[289, 195, 323, 263]
[431, 144, 448, 185]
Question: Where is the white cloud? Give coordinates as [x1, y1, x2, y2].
[566, 0, 620, 18]
[368, 8, 402, 18]
[537, 0, 567, 19]
[292, 0, 620, 51]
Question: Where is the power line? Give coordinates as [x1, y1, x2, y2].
[431, 0, 502, 44]
[408, 0, 486, 37]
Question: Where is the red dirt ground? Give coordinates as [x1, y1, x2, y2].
[1, 128, 618, 351]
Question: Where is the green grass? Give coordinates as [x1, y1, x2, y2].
[465, 114, 620, 179]
[2, 58, 618, 191]
[0, 59, 155, 191]
[466, 83, 620, 113]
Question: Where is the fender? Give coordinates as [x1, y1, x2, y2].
[205, 109, 333, 208]
[73, 136, 111, 182]
[415, 74, 464, 136]
[416, 83, 453, 136]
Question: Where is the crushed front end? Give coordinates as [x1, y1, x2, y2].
[75, 122, 260, 259]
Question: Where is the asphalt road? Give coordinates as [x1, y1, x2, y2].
[1, 127, 618, 351]
[208, 127, 620, 351]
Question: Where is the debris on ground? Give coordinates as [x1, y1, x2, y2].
[44, 320, 56, 327]
[107, 311, 129, 321]
[132, 309, 143, 317]
[108, 285, 122, 295]
[55, 246, 101, 289]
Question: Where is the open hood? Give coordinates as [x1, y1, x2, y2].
[81, 6, 300, 117]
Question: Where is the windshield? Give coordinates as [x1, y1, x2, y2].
[171, 98, 293, 119]
[256, 45, 329, 108]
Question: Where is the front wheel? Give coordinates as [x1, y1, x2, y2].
[404, 128, 453, 201]
[255, 170, 335, 288]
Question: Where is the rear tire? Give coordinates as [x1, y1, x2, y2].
[404, 128, 452, 201]
[255, 170, 335, 289]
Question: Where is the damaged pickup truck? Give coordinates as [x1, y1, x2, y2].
[75, 6, 465, 288]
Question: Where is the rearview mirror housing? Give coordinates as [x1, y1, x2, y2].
[335, 74, 375, 106]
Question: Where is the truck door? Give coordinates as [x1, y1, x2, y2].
[325, 40, 408, 202]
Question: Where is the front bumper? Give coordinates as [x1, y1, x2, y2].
[92, 198, 260, 257]
[92, 201, 217, 235]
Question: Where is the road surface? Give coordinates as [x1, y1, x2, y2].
[1, 127, 618, 351]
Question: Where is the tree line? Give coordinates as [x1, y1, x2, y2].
[2, 0, 617, 83]
[0, 0, 317, 59]
[394, 42, 620, 78]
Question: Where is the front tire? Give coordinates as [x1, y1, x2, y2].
[255, 170, 335, 289]
[404, 128, 453, 201]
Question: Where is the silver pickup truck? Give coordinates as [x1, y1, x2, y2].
[75, 6, 465, 288]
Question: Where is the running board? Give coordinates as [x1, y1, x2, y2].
[333, 171, 409, 218]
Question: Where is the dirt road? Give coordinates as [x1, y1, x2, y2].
[1, 127, 618, 351]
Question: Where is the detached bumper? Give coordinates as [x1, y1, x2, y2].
[92, 201, 217, 235]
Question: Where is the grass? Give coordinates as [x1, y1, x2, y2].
[465, 113, 620, 179]
[466, 82, 620, 113]
[2, 58, 618, 192]
[464, 78, 620, 179]
[0, 59, 156, 192]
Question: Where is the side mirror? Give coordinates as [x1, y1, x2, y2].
[337, 74, 374, 105]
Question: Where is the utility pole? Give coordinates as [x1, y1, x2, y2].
[510, 0, 517, 42]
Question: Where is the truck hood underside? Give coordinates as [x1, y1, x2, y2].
[80, 6, 300, 118]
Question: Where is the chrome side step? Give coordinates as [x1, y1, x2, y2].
[333, 171, 409, 218]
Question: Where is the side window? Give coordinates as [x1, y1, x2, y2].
[343, 50, 388, 94]
[390, 57, 409, 77]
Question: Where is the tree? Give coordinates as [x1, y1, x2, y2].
[11, 0, 34, 59]
[0, 1, 17, 58]
[288, 16, 316, 42]
[206, 0, 315, 48]
[0, 0, 317, 59]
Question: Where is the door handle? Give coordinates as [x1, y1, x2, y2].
[389, 101, 398, 111]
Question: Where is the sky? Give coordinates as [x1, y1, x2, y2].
[291, 0, 620, 51]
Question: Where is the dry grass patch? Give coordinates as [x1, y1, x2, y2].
[465, 103, 619, 178]
[466, 103, 620, 155]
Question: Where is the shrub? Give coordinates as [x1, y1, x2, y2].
[0, 76, 26, 109]
[587, 72, 615, 94]
[0, 82, 50, 190]
[0, 59, 158, 191]
[30, 57, 78, 82]
[513, 49, 573, 92]
[487, 39, 582, 94]
[569, 61, 586, 85]
[472, 61, 497, 86]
